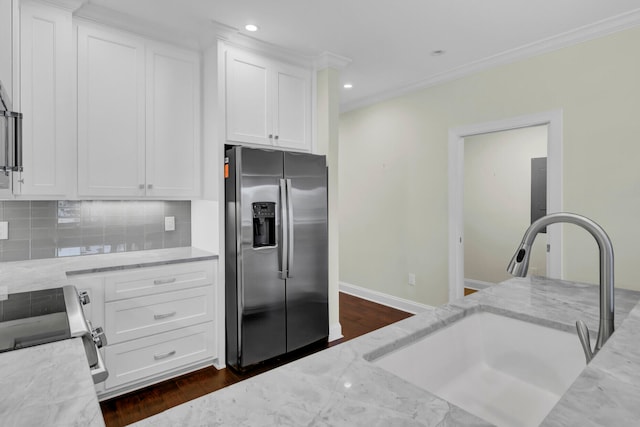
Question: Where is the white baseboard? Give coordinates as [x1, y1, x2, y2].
[339, 282, 433, 314]
[329, 322, 343, 342]
[464, 278, 494, 290]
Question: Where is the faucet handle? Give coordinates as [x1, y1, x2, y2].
[576, 320, 594, 363]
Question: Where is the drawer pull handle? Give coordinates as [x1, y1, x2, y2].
[154, 350, 176, 361]
[154, 278, 177, 285]
[154, 311, 177, 320]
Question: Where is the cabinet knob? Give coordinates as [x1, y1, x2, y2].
[147, 184, 153, 189]
[268, 134, 273, 139]
[139, 184, 145, 189]
[18, 178, 24, 184]
[92, 326, 107, 348]
[78, 290, 91, 305]
[274, 135, 279, 140]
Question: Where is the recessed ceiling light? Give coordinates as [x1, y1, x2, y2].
[343, 83, 353, 89]
[431, 50, 446, 56]
[245, 24, 259, 32]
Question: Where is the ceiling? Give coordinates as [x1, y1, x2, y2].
[86, 0, 640, 111]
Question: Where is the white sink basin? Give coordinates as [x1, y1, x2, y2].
[372, 311, 585, 427]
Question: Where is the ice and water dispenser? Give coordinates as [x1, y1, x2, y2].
[252, 202, 276, 248]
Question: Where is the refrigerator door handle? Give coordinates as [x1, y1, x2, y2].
[279, 179, 288, 279]
[286, 178, 294, 278]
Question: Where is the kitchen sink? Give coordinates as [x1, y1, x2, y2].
[372, 311, 585, 427]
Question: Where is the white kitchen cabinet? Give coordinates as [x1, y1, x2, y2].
[0, 0, 16, 198]
[16, 1, 73, 196]
[77, 23, 201, 198]
[77, 24, 146, 197]
[0, 0, 14, 97]
[84, 260, 218, 399]
[103, 260, 212, 301]
[104, 286, 214, 345]
[225, 47, 311, 152]
[104, 323, 214, 391]
[145, 42, 201, 198]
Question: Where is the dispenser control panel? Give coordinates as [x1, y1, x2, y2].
[252, 202, 276, 248]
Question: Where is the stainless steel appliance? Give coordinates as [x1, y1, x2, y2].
[0, 79, 23, 174]
[0, 285, 108, 383]
[225, 146, 328, 370]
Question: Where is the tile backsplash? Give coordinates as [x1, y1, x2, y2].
[0, 200, 191, 262]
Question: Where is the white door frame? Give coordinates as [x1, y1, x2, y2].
[448, 110, 563, 302]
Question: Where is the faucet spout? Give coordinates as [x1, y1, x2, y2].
[507, 212, 615, 363]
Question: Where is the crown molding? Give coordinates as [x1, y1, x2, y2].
[208, 19, 239, 41]
[33, 0, 86, 12]
[73, 3, 201, 50]
[314, 52, 352, 70]
[218, 31, 315, 68]
[341, 8, 640, 113]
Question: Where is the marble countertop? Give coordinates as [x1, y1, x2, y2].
[0, 247, 218, 427]
[132, 277, 640, 426]
[0, 247, 217, 294]
[0, 338, 105, 427]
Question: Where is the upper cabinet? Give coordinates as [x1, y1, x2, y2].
[225, 47, 312, 152]
[145, 42, 201, 198]
[17, 1, 73, 196]
[0, 0, 14, 96]
[0, 0, 16, 198]
[77, 24, 146, 197]
[77, 23, 201, 198]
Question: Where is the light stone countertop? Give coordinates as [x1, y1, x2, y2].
[0, 338, 105, 427]
[131, 276, 640, 427]
[0, 247, 218, 427]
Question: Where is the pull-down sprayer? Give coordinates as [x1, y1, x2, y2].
[507, 212, 614, 363]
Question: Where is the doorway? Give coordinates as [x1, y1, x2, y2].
[448, 111, 563, 301]
[464, 126, 548, 289]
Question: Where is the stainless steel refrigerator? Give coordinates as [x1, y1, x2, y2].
[225, 146, 328, 370]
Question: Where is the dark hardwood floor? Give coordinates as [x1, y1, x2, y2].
[100, 292, 413, 427]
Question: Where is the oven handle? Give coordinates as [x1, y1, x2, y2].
[91, 348, 109, 384]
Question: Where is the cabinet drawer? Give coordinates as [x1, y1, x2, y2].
[104, 323, 214, 390]
[105, 286, 213, 344]
[104, 261, 213, 301]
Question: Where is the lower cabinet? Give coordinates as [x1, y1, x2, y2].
[104, 323, 214, 390]
[104, 286, 214, 344]
[71, 259, 218, 399]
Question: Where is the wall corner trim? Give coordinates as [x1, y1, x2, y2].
[329, 322, 343, 342]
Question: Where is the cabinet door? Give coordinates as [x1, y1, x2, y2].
[225, 48, 272, 146]
[77, 24, 146, 197]
[146, 43, 201, 198]
[19, 2, 72, 196]
[0, 0, 13, 97]
[104, 322, 214, 391]
[105, 286, 214, 344]
[273, 64, 311, 151]
[0, 0, 15, 197]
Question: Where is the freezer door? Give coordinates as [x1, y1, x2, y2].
[284, 152, 329, 351]
[233, 147, 287, 368]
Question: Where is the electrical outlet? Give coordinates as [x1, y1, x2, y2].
[408, 273, 416, 286]
[164, 216, 176, 231]
[0, 221, 8, 240]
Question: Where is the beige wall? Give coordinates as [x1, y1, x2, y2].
[339, 26, 640, 306]
[464, 126, 547, 284]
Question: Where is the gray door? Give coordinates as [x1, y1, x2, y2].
[284, 152, 328, 351]
[531, 157, 547, 227]
[238, 148, 286, 366]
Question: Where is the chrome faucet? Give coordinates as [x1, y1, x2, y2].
[507, 212, 614, 363]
